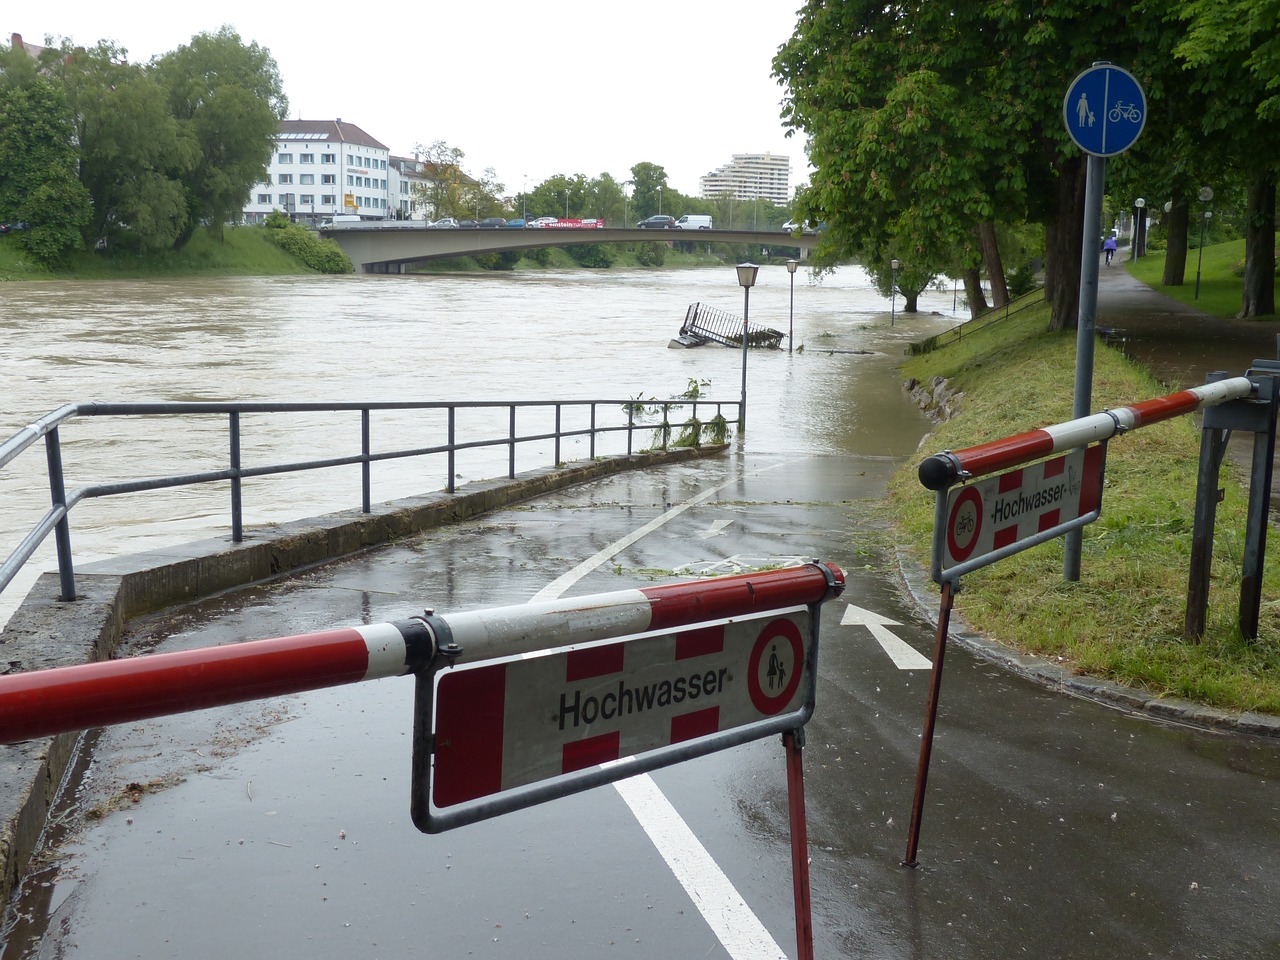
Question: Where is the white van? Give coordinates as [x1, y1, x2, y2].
[320, 214, 361, 226]
[675, 214, 713, 230]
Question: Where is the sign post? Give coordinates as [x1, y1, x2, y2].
[1062, 62, 1146, 581]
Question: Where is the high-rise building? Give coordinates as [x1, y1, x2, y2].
[698, 153, 791, 207]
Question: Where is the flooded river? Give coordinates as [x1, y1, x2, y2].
[0, 265, 961, 626]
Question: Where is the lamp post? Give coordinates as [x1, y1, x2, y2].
[656, 186, 663, 216]
[564, 189, 569, 220]
[622, 180, 633, 226]
[786, 259, 798, 354]
[736, 263, 759, 429]
[890, 258, 901, 326]
[1195, 186, 1213, 300]
[1133, 197, 1146, 259]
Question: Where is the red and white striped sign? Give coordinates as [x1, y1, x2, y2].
[943, 444, 1105, 574]
[430, 609, 809, 808]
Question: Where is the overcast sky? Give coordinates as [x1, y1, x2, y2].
[10, 2, 811, 200]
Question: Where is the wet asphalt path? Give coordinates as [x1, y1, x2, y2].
[8, 450, 1280, 959]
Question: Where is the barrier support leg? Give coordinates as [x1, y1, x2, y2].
[1238, 376, 1279, 639]
[1185, 423, 1229, 641]
[903, 579, 955, 868]
[784, 728, 814, 960]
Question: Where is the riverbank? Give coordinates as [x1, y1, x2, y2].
[890, 270, 1280, 719]
[0, 224, 781, 281]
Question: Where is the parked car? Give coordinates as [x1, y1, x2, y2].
[503, 219, 527, 228]
[528, 217, 558, 228]
[478, 217, 508, 229]
[637, 215, 677, 229]
[457, 219, 480, 229]
[429, 217, 460, 229]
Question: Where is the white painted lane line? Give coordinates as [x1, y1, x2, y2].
[529, 461, 792, 959]
[841, 604, 933, 670]
[698, 518, 735, 539]
[613, 773, 787, 960]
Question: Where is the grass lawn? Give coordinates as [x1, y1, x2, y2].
[890, 273, 1280, 716]
[1127, 235, 1279, 320]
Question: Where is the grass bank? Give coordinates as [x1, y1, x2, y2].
[1127, 235, 1279, 320]
[0, 226, 311, 281]
[890, 295, 1280, 716]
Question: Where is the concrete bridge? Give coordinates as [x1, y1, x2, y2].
[319, 222, 821, 273]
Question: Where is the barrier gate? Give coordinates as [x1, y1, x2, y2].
[905, 371, 1279, 867]
[0, 561, 844, 960]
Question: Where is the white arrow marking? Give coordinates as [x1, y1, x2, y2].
[841, 604, 933, 670]
[697, 518, 735, 539]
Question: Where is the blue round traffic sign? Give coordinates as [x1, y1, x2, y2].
[1063, 63, 1146, 157]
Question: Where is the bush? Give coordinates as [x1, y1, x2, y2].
[635, 242, 666, 267]
[1006, 265, 1039, 298]
[264, 215, 352, 273]
[567, 243, 616, 268]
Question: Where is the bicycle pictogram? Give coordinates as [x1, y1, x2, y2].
[1108, 101, 1142, 123]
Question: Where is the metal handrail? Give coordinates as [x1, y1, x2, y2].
[1, 397, 739, 604]
[906, 286, 1046, 356]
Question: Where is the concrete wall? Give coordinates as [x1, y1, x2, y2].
[0, 445, 722, 907]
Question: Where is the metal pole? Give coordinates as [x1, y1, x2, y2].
[1194, 213, 1207, 299]
[1238, 377, 1278, 638]
[229, 412, 243, 543]
[789, 270, 795, 354]
[1065, 152, 1107, 582]
[44, 428, 76, 601]
[903, 578, 955, 868]
[361, 409, 371, 513]
[784, 729, 815, 960]
[740, 286, 750, 429]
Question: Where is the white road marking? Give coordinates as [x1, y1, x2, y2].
[841, 604, 933, 670]
[698, 518, 735, 539]
[530, 463, 790, 959]
[614, 772, 787, 959]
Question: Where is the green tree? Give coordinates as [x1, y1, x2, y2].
[153, 27, 286, 248]
[1176, 0, 1280, 317]
[0, 73, 91, 265]
[775, 0, 1139, 329]
[44, 41, 193, 250]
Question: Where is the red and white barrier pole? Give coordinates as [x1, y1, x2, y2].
[918, 377, 1255, 491]
[0, 563, 844, 745]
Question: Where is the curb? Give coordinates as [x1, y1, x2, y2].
[0, 444, 724, 908]
[893, 546, 1280, 740]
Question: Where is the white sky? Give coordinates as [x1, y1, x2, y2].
[9, 2, 811, 200]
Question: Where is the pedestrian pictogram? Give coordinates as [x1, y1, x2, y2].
[1063, 63, 1146, 157]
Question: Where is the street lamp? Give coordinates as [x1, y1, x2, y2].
[1133, 197, 1146, 259]
[656, 186, 663, 216]
[890, 258, 901, 327]
[564, 189, 570, 220]
[786, 259, 798, 354]
[736, 263, 759, 428]
[1195, 211, 1213, 299]
[622, 180, 633, 226]
[1195, 186, 1214, 300]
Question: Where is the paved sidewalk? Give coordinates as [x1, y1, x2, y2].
[1096, 257, 1278, 387]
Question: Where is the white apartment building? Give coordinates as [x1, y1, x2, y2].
[243, 119, 391, 226]
[698, 152, 792, 207]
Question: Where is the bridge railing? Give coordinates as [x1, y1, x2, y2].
[0, 397, 740, 605]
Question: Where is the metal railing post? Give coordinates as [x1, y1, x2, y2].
[447, 406, 456, 494]
[627, 405, 634, 456]
[361, 409, 372, 513]
[554, 403, 562, 466]
[229, 412, 243, 543]
[44, 428, 76, 601]
[589, 403, 597, 460]
[508, 405, 517, 479]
